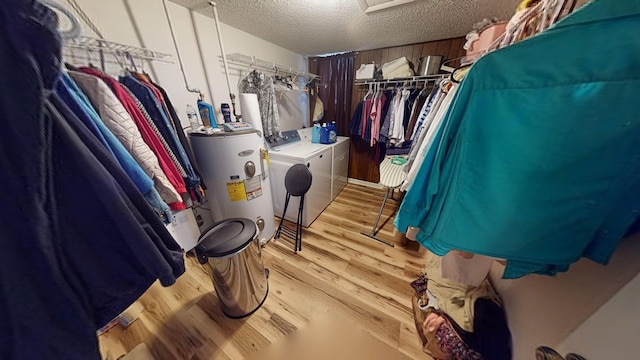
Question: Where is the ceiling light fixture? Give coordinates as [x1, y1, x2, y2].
[356, 0, 417, 14]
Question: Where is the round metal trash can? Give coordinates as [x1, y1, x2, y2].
[196, 218, 268, 318]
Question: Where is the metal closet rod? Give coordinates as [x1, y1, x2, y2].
[355, 74, 446, 86]
[224, 53, 320, 81]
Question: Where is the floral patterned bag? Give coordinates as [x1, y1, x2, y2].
[410, 276, 484, 360]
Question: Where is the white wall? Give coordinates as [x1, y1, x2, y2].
[489, 232, 640, 358]
[63, 0, 306, 128]
[556, 272, 640, 360]
[60, 0, 306, 232]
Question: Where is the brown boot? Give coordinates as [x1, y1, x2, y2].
[536, 346, 564, 360]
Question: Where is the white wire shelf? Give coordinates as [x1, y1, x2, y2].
[355, 74, 447, 86]
[224, 53, 319, 81]
[64, 36, 173, 63]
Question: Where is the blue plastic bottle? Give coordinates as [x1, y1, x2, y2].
[328, 121, 337, 143]
[312, 123, 321, 143]
[320, 123, 330, 144]
[197, 94, 217, 128]
[221, 103, 232, 123]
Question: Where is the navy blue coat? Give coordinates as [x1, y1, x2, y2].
[0, 1, 184, 358]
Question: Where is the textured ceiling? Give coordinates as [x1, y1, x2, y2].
[170, 0, 521, 56]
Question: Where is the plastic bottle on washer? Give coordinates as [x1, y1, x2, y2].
[328, 121, 337, 143]
[320, 123, 330, 144]
[186, 104, 200, 131]
[312, 123, 321, 143]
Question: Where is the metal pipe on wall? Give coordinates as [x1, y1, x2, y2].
[189, 9, 215, 105]
[123, 0, 160, 82]
[208, 1, 240, 121]
[161, 0, 201, 95]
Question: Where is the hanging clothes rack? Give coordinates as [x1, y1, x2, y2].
[56, 0, 172, 65]
[355, 74, 446, 87]
[445, 0, 578, 67]
[64, 36, 173, 63]
[224, 53, 320, 82]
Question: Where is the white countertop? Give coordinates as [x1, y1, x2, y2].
[269, 141, 330, 162]
[268, 128, 349, 162]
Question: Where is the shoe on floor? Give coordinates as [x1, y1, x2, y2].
[565, 353, 587, 360]
[536, 346, 564, 360]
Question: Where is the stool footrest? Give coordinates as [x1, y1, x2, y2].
[361, 187, 395, 247]
[361, 231, 395, 247]
[278, 225, 297, 238]
[275, 191, 305, 253]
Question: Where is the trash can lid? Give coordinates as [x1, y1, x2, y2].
[195, 218, 257, 260]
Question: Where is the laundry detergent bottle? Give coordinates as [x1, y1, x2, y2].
[320, 123, 330, 144]
[197, 93, 217, 128]
[312, 123, 321, 143]
[328, 121, 337, 143]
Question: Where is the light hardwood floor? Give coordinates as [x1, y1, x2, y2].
[99, 183, 430, 360]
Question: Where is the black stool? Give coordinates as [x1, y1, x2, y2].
[275, 164, 312, 253]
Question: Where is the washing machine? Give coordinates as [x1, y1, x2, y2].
[297, 127, 350, 200]
[268, 130, 332, 227]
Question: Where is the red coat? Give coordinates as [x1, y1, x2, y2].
[80, 68, 186, 209]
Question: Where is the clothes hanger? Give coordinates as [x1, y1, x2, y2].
[552, 0, 576, 23]
[540, 0, 567, 32]
[439, 78, 452, 94]
[66, 47, 78, 67]
[98, 42, 106, 72]
[112, 50, 129, 77]
[536, 0, 571, 31]
[125, 51, 138, 73]
[41, 0, 81, 40]
[140, 57, 146, 75]
[306, 78, 317, 95]
[63, 44, 81, 71]
[422, 78, 432, 95]
[414, 80, 421, 93]
[417, 79, 427, 96]
[283, 76, 294, 90]
[363, 83, 373, 101]
[535, 0, 548, 32]
[452, 64, 472, 83]
[84, 47, 99, 70]
[402, 81, 411, 94]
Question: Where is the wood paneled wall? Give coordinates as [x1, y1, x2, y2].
[349, 37, 466, 183]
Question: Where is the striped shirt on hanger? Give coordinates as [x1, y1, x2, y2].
[122, 86, 188, 179]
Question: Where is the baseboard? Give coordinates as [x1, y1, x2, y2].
[347, 177, 385, 190]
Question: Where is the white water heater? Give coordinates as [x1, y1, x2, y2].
[190, 130, 275, 244]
